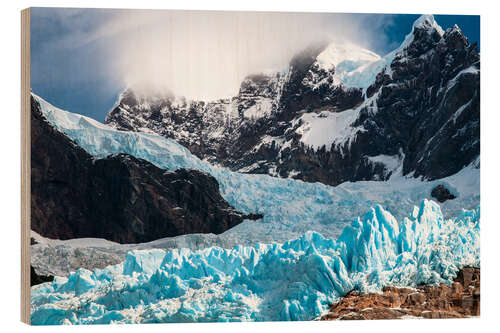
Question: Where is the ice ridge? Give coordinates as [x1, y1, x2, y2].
[31, 200, 479, 324]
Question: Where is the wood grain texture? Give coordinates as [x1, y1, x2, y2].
[21, 7, 31, 325]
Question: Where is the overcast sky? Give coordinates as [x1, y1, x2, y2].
[30, 8, 479, 121]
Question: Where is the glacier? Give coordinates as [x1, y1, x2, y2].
[30, 92, 480, 324]
[33, 93, 480, 251]
[31, 200, 480, 324]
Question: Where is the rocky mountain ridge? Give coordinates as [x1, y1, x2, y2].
[31, 96, 261, 244]
[105, 15, 480, 186]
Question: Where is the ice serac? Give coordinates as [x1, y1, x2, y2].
[30, 200, 480, 324]
[104, 15, 479, 186]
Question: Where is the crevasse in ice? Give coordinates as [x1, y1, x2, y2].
[30, 200, 479, 324]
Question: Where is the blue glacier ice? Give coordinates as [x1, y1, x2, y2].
[30, 200, 480, 324]
[33, 94, 480, 247]
[30, 94, 480, 324]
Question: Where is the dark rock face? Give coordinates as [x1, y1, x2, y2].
[31, 97, 260, 244]
[105, 17, 479, 187]
[278, 42, 364, 119]
[431, 184, 456, 202]
[358, 24, 480, 181]
[31, 265, 54, 286]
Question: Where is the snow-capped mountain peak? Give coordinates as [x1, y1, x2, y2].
[304, 42, 382, 88]
[412, 14, 445, 36]
[315, 42, 381, 72]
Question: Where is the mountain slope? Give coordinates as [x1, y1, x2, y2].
[105, 15, 479, 186]
[31, 96, 260, 243]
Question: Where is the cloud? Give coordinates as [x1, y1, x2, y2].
[31, 9, 398, 101]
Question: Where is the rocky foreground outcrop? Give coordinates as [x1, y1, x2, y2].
[431, 184, 457, 203]
[31, 97, 261, 244]
[31, 265, 54, 287]
[321, 267, 480, 320]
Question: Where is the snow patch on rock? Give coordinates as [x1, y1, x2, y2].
[296, 108, 364, 152]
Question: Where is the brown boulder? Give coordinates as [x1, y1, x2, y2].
[321, 267, 480, 321]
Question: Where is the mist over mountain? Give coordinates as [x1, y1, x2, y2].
[30, 9, 479, 121]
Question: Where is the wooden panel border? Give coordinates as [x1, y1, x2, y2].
[21, 7, 31, 325]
